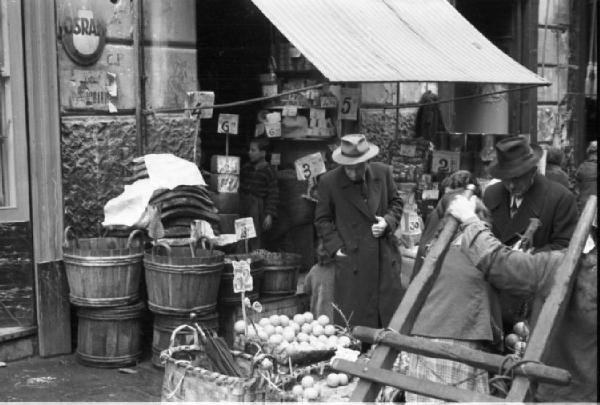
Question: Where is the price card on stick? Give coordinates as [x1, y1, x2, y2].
[232, 260, 253, 293]
[295, 152, 326, 181]
[235, 217, 257, 240]
[340, 87, 360, 120]
[218, 114, 239, 135]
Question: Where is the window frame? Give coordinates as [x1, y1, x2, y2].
[0, 0, 29, 223]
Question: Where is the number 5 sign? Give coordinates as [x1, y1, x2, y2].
[218, 114, 239, 134]
[340, 88, 359, 121]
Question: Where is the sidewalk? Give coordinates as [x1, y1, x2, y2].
[0, 354, 163, 402]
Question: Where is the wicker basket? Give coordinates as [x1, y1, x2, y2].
[160, 325, 292, 402]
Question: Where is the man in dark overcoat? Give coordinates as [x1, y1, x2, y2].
[483, 136, 578, 252]
[315, 134, 404, 329]
[482, 136, 578, 327]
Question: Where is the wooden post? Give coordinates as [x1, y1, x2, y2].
[506, 195, 597, 400]
[347, 187, 475, 401]
[353, 326, 571, 386]
[133, 0, 146, 156]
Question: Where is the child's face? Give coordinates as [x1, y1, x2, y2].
[248, 142, 265, 162]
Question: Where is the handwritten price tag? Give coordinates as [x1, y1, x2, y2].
[185, 91, 214, 119]
[265, 122, 282, 138]
[295, 152, 326, 181]
[232, 260, 253, 293]
[400, 144, 417, 157]
[431, 151, 461, 174]
[282, 106, 298, 117]
[340, 88, 359, 120]
[218, 114, 239, 135]
[235, 217, 257, 240]
[271, 153, 281, 166]
[422, 189, 440, 200]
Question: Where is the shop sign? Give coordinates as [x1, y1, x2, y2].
[218, 114, 239, 134]
[60, 7, 106, 66]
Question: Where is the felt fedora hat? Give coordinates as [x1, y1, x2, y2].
[489, 135, 543, 179]
[332, 134, 379, 165]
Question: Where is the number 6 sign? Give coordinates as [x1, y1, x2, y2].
[218, 114, 239, 135]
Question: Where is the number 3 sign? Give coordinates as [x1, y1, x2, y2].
[295, 152, 326, 181]
[218, 114, 239, 135]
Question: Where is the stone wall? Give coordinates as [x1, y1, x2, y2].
[0, 223, 34, 327]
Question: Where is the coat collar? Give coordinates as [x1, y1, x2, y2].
[338, 164, 381, 221]
[490, 174, 548, 243]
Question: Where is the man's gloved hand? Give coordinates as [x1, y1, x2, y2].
[371, 216, 388, 238]
[448, 195, 479, 223]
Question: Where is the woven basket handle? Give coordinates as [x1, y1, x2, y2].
[169, 324, 199, 349]
[127, 229, 144, 249]
[63, 226, 79, 249]
[152, 241, 172, 256]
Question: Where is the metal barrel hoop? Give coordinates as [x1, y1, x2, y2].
[63, 226, 80, 249]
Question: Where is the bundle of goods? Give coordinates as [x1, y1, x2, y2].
[161, 324, 294, 402]
[231, 311, 360, 367]
[504, 321, 530, 357]
[149, 185, 220, 238]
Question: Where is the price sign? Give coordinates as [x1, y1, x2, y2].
[262, 84, 278, 97]
[310, 108, 326, 120]
[185, 91, 215, 119]
[340, 88, 359, 120]
[431, 151, 461, 174]
[320, 96, 338, 108]
[232, 260, 253, 293]
[271, 153, 281, 166]
[218, 114, 239, 135]
[295, 152, 326, 181]
[401, 211, 422, 234]
[265, 122, 282, 138]
[282, 106, 298, 117]
[422, 189, 440, 200]
[399, 144, 417, 157]
[235, 217, 257, 240]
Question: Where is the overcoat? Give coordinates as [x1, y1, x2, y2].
[314, 162, 404, 328]
[483, 173, 578, 251]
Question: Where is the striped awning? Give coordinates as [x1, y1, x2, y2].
[251, 0, 548, 85]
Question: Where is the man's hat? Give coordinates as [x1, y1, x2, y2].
[489, 135, 542, 179]
[332, 134, 379, 165]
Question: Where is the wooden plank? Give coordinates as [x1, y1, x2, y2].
[35, 261, 72, 356]
[334, 359, 502, 403]
[350, 187, 475, 401]
[506, 196, 597, 400]
[24, 0, 70, 356]
[353, 326, 571, 386]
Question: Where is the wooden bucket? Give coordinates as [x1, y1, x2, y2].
[144, 243, 224, 315]
[219, 294, 300, 346]
[219, 253, 264, 304]
[151, 311, 219, 368]
[257, 252, 301, 297]
[63, 227, 144, 307]
[76, 301, 146, 368]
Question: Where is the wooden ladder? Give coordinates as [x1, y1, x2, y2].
[332, 195, 597, 402]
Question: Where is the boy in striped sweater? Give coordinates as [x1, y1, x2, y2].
[239, 137, 279, 250]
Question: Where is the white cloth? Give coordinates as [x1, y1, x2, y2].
[102, 154, 206, 227]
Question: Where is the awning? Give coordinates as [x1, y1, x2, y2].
[250, 0, 548, 85]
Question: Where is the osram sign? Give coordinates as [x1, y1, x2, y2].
[60, 6, 106, 66]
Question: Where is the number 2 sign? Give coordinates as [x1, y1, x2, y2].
[218, 114, 239, 135]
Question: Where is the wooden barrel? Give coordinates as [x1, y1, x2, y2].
[63, 228, 144, 307]
[219, 294, 300, 346]
[219, 253, 264, 304]
[76, 301, 145, 368]
[258, 252, 301, 297]
[151, 311, 219, 368]
[144, 244, 224, 315]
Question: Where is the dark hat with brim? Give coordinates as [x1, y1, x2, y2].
[489, 136, 543, 179]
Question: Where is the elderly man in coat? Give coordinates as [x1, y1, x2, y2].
[315, 134, 404, 330]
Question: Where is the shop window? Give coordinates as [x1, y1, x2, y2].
[0, 0, 29, 222]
